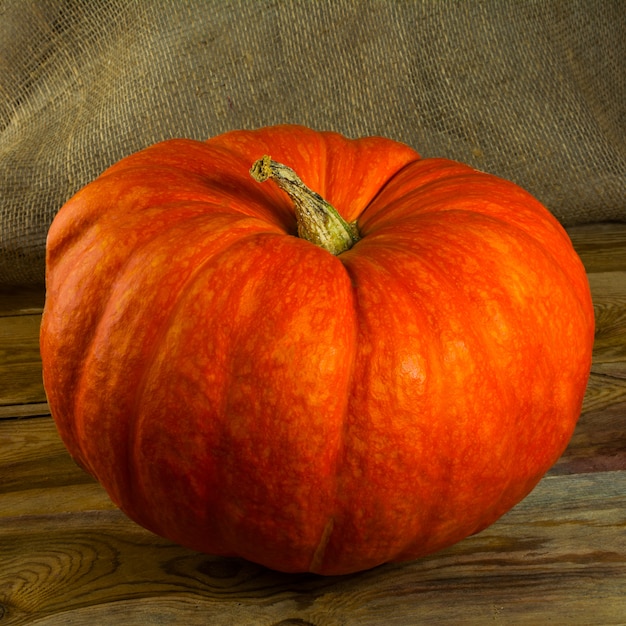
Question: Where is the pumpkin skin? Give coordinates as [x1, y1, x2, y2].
[40, 124, 594, 575]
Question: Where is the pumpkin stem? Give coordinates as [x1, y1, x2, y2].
[250, 155, 360, 255]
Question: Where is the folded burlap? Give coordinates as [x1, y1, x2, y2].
[1, 0, 624, 286]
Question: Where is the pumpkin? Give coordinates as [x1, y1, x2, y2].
[40, 124, 594, 575]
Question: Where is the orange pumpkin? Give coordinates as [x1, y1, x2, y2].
[40, 125, 594, 575]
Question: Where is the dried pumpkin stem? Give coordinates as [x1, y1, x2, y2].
[250, 155, 359, 256]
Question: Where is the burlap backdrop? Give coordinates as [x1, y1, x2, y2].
[1, 0, 624, 287]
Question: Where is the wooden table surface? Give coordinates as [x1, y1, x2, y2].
[1, 223, 625, 625]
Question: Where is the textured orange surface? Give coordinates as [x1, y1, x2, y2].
[40, 125, 594, 574]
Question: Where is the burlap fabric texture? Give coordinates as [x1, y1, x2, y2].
[1, 0, 625, 287]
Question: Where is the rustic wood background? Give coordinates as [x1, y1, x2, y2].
[1, 223, 625, 625]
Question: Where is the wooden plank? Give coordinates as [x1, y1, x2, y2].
[566, 222, 626, 273]
[0, 313, 46, 408]
[0, 288, 45, 317]
[588, 272, 626, 365]
[0, 288, 47, 414]
[0, 402, 49, 419]
[0, 471, 624, 625]
[0, 417, 91, 494]
[552, 403, 626, 475]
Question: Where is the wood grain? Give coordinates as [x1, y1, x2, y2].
[566, 222, 626, 273]
[0, 289, 47, 414]
[0, 473, 624, 625]
[0, 314, 45, 408]
[0, 222, 625, 625]
[0, 288, 45, 318]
